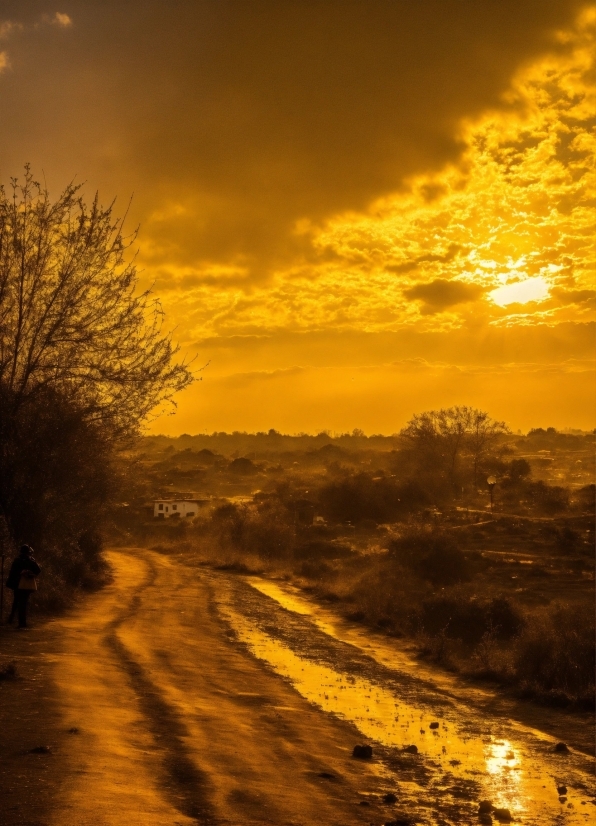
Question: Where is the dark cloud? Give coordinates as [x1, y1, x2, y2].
[0, 0, 586, 277]
[551, 287, 596, 306]
[386, 245, 465, 274]
[403, 278, 485, 312]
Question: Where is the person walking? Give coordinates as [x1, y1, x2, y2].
[6, 545, 41, 629]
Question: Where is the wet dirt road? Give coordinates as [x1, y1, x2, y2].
[34, 549, 596, 824]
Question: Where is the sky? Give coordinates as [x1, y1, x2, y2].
[0, 1, 594, 434]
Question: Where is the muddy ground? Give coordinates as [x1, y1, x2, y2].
[0, 548, 594, 826]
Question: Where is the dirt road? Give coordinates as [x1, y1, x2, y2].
[1, 547, 594, 825]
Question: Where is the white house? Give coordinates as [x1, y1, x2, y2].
[154, 499, 205, 519]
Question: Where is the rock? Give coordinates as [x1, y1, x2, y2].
[68, 727, 79, 734]
[429, 721, 439, 729]
[493, 807, 512, 823]
[352, 744, 373, 759]
[554, 742, 570, 753]
[384, 818, 413, 826]
[559, 796, 567, 803]
[479, 815, 493, 825]
[318, 771, 335, 780]
[383, 792, 398, 804]
[403, 744, 418, 754]
[478, 800, 493, 814]
[557, 785, 567, 795]
[505, 751, 515, 760]
[29, 745, 51, 754]
[358, 800, 370, 806]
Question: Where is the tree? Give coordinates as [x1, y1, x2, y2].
[400, 406, 509, 491]
[467, 408, 510, 489]
[0, 167, 192, 442]
[0, 168, 193, 581]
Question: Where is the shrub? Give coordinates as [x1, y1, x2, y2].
[293, 540, 352, 561]
[317, 474, 431, 524]
[388, 527, 470, 585]
[574, 484, 595, 513]
[514, 606, 595, 704]
[526, 481, 570, 515]
[209, 501, 295, 560]
[418, 594, 524, 645]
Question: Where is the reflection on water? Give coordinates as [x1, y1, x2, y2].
[217, 578, 595, 825]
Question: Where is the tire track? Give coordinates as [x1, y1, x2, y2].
[104, 553, 218, 825]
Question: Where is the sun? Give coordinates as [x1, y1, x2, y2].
[489, 276, 551, 308]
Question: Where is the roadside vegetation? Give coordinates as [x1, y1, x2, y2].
[113, 417, 595, 711]
[0, 169, 193, 610]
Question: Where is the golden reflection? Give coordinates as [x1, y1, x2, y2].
[484, 739, 523, 814]
[217, 578, 594, 825]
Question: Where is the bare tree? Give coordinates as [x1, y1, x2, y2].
[467, 408, 509, 489]
[0, 166, 193, 440]
[0, 168, 194, 577]
[400, 406, 509, 490]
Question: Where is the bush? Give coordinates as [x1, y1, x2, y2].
[574, 484, 595, 513]
[526, 481, 570, 515]
[418, 594, 524, 645]
[388, 527, 470, 585]
[317, 474, 431, 524]
[209, 501, 295, 560]
[514, 606, 595, 704]
[294, 540, 352, 561]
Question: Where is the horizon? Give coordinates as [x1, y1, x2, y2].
[145, 425, 595, 439]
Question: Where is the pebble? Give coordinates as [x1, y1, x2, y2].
[352, 744, 373, 759]
[28, 745, 51, 754]
[403, 744, 418, 754]
[554, 742, 570, 753]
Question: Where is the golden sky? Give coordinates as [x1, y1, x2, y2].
[1, 1, 594, 433]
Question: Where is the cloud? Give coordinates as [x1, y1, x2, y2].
[551, 287, 596, 306]
[52, 12, 72, 28]
[312, 7, 596, 330]
[0, 20, 23, 40]
[2, 0, 584, 280]
[404, 279, 485, 312]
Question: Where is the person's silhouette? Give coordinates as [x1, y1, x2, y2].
[6, 545, 41, 629]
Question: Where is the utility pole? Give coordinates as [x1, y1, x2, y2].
[487, 476, 497, 513]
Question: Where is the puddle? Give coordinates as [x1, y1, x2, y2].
[245, 577, 491, 697]
[217, 577, 595, 825]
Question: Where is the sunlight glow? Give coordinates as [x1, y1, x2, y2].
[489, 276, 551, 307]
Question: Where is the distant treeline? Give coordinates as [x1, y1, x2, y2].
[144, 426, 593, 457]
[145, 430, 400, 455]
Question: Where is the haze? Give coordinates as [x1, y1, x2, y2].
[1, 0, 594, 433]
